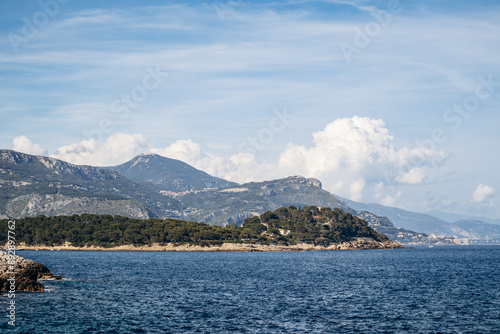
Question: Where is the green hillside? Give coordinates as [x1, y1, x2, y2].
[0, 206, 388, 248]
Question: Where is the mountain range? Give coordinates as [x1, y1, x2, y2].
[1, 149, 498, 244]
[110, 154, 236, 192]
[425, 210, 500, 226]
[343, 199, 500, 242]
[0, 150, 181, 219]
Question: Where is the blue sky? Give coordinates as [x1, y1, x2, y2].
[1, 0, 499, 218]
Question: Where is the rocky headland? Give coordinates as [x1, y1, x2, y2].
[0, 251, 59, 293]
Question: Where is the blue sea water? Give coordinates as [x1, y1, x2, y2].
[1, 246, 499, 333]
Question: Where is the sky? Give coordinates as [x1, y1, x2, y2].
[1, 0, 499, 218]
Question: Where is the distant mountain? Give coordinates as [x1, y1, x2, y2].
[110, 154, 237, 192]
[179, 176, 349, 225]
[448, 220, 500, 240]
[0, 150, 182, 219]
[342, 198, 500, 242]
[425, 210, 500, 226]
[355, 211, 430, 245]
[178, 176, 429, 244]
[341, 199, 450, 233]
[0, 150, 444, 244]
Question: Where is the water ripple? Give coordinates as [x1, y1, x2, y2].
[0, 247, 498, 333]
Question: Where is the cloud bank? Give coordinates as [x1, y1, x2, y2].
[12, 116, 449, 205]
[150, 139, 275, 183]
[50, 133, 148, 166]
[276, 117, 446, 200]
[12, 136, 47, 156]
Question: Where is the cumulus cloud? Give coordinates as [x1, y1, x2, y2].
[276, 117, 446, 200]
[51, 133, 148, 166]
[150, 139, 202, 164]
[12, 136, 47, 156]
[397, 167, 426, 184]
[150, 117, 447, 202]
[472, 184, 495, 203]
[151, 139, 275, 183]
[11, 116, 448, 205]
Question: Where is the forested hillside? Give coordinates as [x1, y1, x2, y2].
[1, 206, 388, 248]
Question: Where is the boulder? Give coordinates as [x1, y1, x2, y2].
[0, 251, 54, 293]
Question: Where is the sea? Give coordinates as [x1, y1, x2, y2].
[1, 246, 499, 333]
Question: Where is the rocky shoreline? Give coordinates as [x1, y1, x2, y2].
[0, 251, 59, 293]
[13, 238, 403, 252]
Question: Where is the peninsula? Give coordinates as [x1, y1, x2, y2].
[1, 206, 402, 251]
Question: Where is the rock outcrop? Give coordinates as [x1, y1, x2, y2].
[5, 194, 151, 220]
[18, 237, 403, 252]
[0, 251, 57, 293]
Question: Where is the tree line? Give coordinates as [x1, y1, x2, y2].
[0, 206, 387, 247]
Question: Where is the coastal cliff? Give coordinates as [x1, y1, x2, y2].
[0, 251, 57, 292]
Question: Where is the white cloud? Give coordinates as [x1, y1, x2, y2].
[150, 139, 275, 183]
[397, 167, 426, 184]
[12, 136, 47, 156]
[51, 133, 148, 166]
[151, 139, 201, 164]
[150, 117, 446, 202]
[9, 117, 448, 206]
[276, 116, 446, 200]
[472, 184, 495, 203]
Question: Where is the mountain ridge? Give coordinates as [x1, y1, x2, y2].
[0, 150, 182, 219]
[109, 153, 237, 192]
[1, 149, 487, 244]
[425, 209, 500, 226]
[343, 197, 500, 242]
